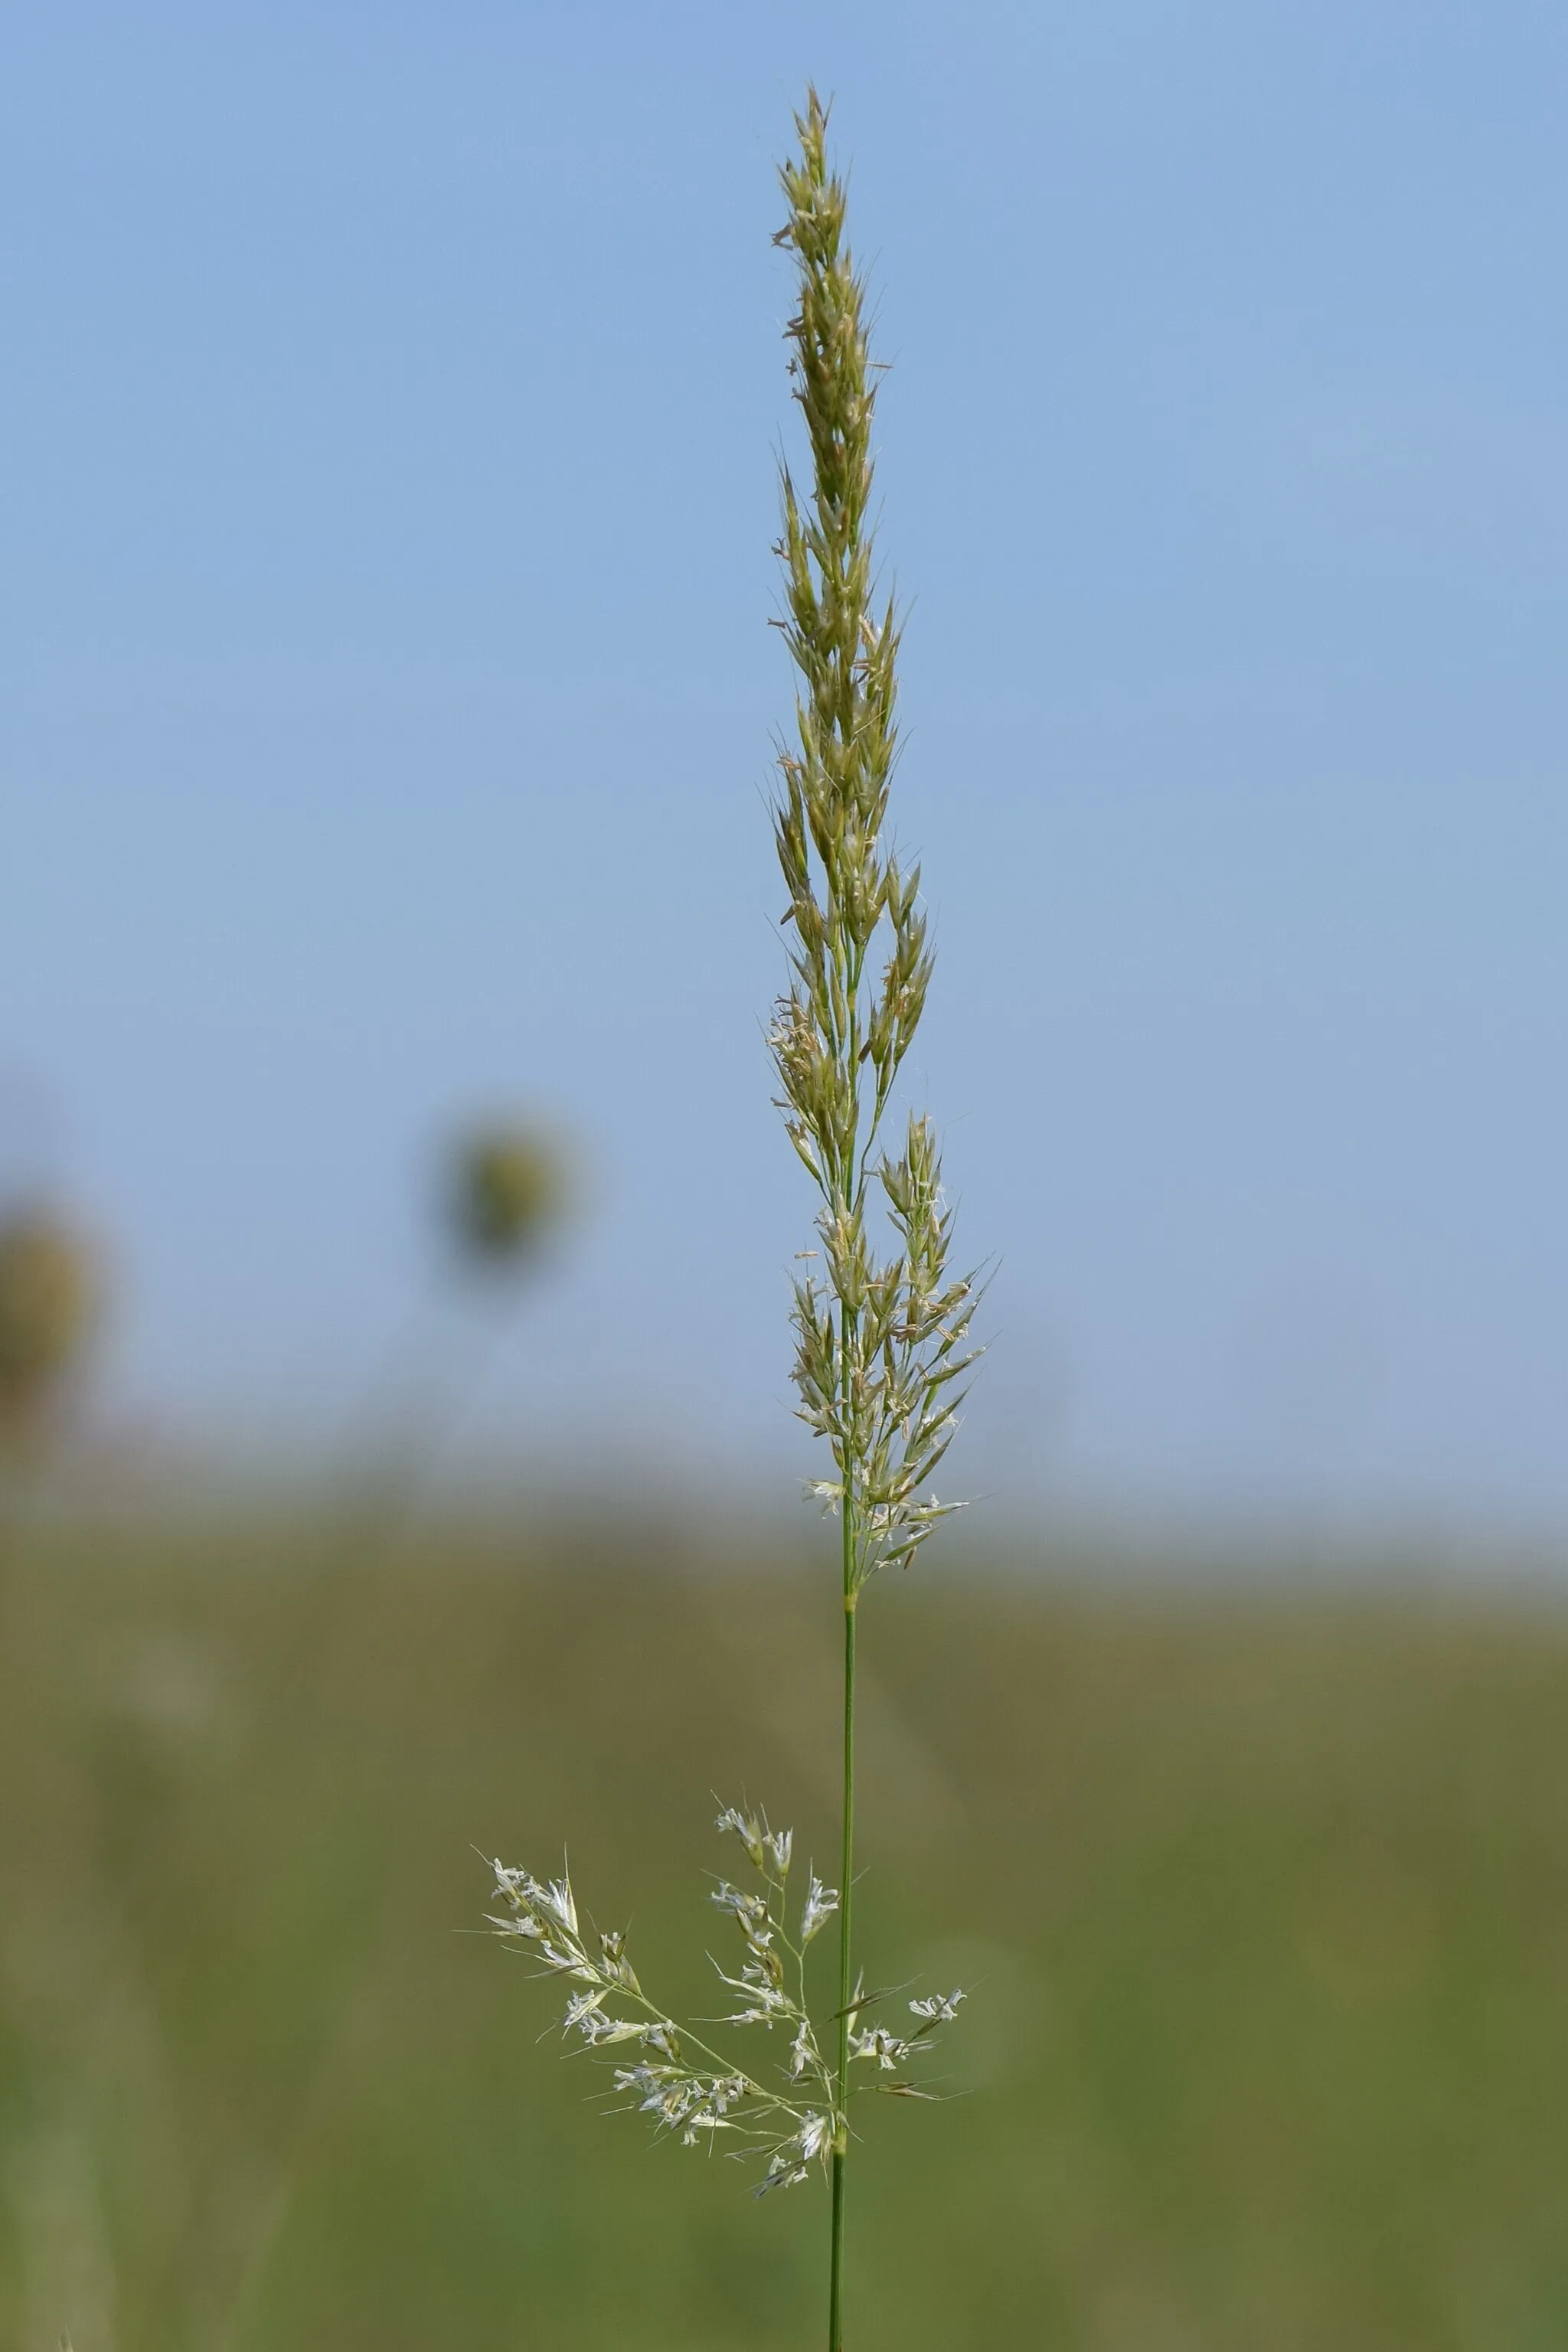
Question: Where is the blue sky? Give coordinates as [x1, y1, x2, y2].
[6, 1, 1568, 1534]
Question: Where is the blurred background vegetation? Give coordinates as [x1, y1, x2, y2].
[4, 1506, 1568, 2350]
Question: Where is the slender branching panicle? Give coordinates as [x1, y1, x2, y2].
[770, 94, 978, 1589]
[482, 91, 977, 2351]
[769, 87, 979, 2349]
[483, 1821, 963, 2203]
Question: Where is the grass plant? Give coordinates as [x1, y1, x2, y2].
[482, 93, 978, 2347]
[8, 82, 1568, 2352]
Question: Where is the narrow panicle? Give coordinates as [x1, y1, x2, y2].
[769, 90, 981, 1600]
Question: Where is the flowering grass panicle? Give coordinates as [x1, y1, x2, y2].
[769, 100, 980, 1599]
[769, 87, 981, 2349]
[485, 1802, 965, 2198]
[483, 88, 978, 2352]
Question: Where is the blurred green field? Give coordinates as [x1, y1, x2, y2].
[3, 1511, 1568, 2350]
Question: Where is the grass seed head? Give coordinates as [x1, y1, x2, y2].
[447, 1122, 567, 1269]
[769, 91, 980, 1591]
[0, 1206, 96, 1437]
[479, 94, 975, 2244]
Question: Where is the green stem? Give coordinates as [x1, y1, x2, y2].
[830, 1515, 858, 2352]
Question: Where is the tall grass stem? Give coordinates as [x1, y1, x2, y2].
[831, 1573, 857, 2348]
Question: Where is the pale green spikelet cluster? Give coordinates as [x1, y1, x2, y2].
[485, 1803, 963, 2194]
[770, 92, 980, 1589]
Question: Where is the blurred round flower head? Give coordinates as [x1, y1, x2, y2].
[0, 1205, 96, 1433]
[447, 1122, 568, 1272]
